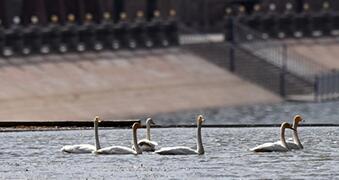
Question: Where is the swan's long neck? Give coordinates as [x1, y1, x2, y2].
[94, 121, 101, 150]
[292, 122, 303, 149]
[280, 125, 288, 150]
[146, 120, 151, 141]
[196, 123, 204, 155]
[133, 126, 142, 154]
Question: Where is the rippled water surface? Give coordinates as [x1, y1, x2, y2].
[1, 127, 338, 179]
[151, 101, 339, 125]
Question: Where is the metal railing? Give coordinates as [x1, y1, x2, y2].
[226, 20, 339, 101]
[315, 71, 339, 101]
[233, 22, 329, 82]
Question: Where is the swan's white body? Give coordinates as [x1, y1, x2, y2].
[61, 117, 101, 154]
[286, 115, 303, 150]
[155, 146, 199, 155]
[250, 141, 289, 152]
[155, 115, 204, 155]
[95, 123, 142, 155]
[250, 122, 293, 152]
[134, 118, 158, 152]
[96, 145, 139, 155]
[61, 144, 97, 154]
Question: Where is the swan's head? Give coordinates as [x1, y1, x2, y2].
[197, 115, 205, 125]
[281, 122, 295, 131]
[132, 122, 141, 129]
[293, 115, 303, 124]
[94, 116, 101, 123]
[146, 118, 155, 125]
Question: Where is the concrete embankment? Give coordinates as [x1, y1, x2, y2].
[0, 48, 281, 122]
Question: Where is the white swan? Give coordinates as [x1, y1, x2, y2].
[286, 115, 303, 150]
[95, 122, 142, 155]
[61, 116, 101, 153]
[250, 122, 294, 152]
[155, 115, 205, 155]
[133, 118, 158, 152]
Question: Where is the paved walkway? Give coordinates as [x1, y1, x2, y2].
[0, 48, 281, 120]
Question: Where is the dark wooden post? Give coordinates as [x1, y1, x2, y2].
[58, 0, 66, 24]
[146, 0, 157, 21]
[113, 0, 124, 22]
[36, 0, 47, 24]
[77, 0, 85, 24]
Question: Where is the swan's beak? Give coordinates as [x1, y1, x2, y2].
[290, 127, 296, 131]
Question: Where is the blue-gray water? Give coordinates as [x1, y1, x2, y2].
[1, 127, 338, 179]
[151, 101, 339, 125]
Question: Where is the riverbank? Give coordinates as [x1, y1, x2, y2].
[0, 48, 280, 121]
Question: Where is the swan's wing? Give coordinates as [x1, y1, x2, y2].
[96, 146, 137, 155]
[155, 146, 197, 155]
[136, 139, 158, 152]
[61, 144, 95, 154]
[250, 142, 287, 152]
[286, 141, 300, 150]
[138, 139, 158, 146]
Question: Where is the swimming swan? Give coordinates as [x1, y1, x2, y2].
[133, 118, 158, 152]
[155, 115, 205, 155]
[95, 122, 142, 155]
[61, 116, 101, 153]
[286, 115, 303, 150]
[250, 122, 294, 152]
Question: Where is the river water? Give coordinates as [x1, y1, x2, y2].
[151, 101, 339, 125]
[1, 126, 338, 179]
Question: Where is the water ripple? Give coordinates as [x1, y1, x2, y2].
[0, 127, 338, 178]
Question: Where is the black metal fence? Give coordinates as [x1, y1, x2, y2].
[315, 71, 339, 101]
[226, 20, 339, 101]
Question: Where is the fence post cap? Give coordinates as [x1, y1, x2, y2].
[269, 3, 276, 11]
[67, 14, 75, 22]
[51, 15, 59, 23]
[303, 3, 310, 11]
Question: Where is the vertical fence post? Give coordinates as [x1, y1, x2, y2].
[280, 44, 287, 98]
[203, 0, 208, 33]
[229, 18, 235, 72]
[58, 0, 66, 24]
